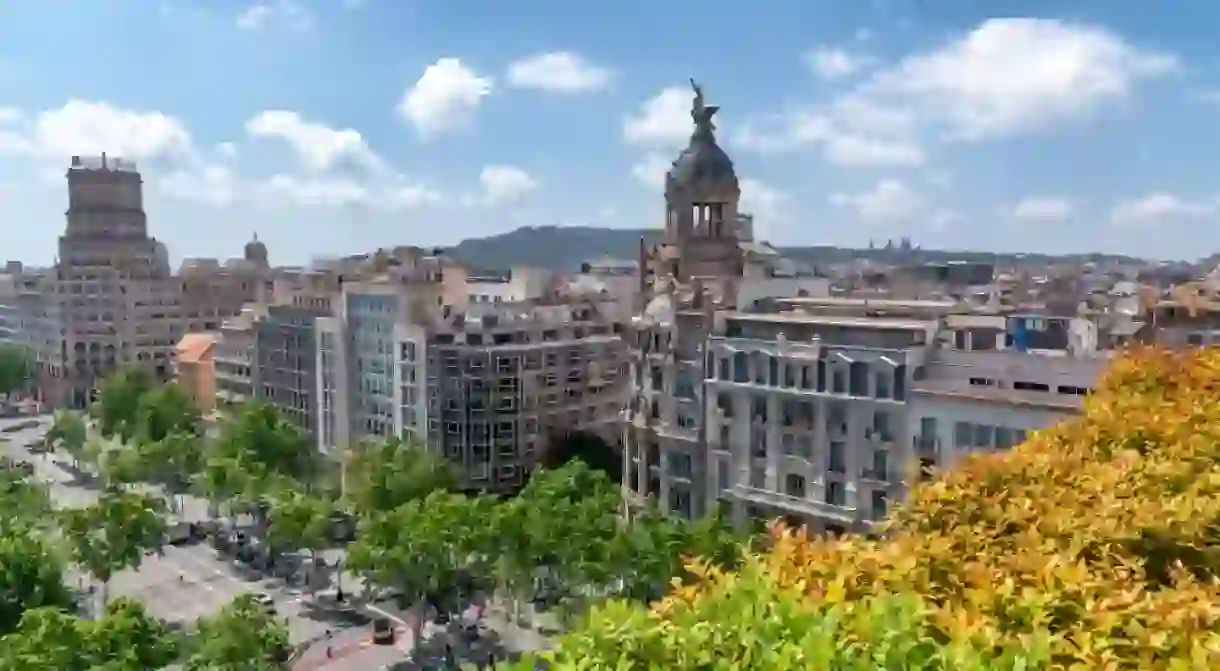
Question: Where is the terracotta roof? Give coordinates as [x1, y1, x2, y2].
[174, 332, 219, 364]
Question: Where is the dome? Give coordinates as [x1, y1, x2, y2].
[244, 233, 268, 265]
[668, 137, 736, 188]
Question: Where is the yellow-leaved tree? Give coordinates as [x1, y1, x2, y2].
[509, 347, 1220, 670]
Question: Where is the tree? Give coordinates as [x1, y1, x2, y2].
[344, 436, 458, 516]
[58, 489, 167, 606]
[215, 401, 317, 485]
[533, 347, 1220, 669]
[265, 488, 333, 573]
[0, 469, 52, 527]
[539, 429, 622, 484]
[132, 382, 201, 445]
[46, 410, 87, 465]
[0, 343, 34, 399]
[0, 598, 180, 671]
[92, 368, 157, 442]
[347, 491, 494, 648]
[194, 455, 253, 520]
[135, 430, 206, 495]
[0, 526, 74, 635]
[186, 594, 291, 670]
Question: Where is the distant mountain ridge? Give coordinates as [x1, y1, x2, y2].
[443, 225, 1146, 273]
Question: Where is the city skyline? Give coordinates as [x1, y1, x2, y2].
[2, 1, 1220, 264]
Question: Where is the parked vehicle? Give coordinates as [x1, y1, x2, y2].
[372, 616, 395, 644]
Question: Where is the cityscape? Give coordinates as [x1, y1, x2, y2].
[1, 2, 1219, 670]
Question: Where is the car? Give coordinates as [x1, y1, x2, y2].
[372, 616, 395, 645]
[165, 521, 194, 546]
[250, 592, 276, 614]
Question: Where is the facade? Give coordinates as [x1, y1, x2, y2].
[423, 298, 627, 492]
[314, 316, 349, 454]
[172, 332, 220, 414]
[214, 305, 264, 412]
[0, 155, 264, 409]
[255, 304, 326, 437]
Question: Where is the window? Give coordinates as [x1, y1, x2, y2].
[717, 459, 730, 491]
[832, 367, 847, 394]
[874, 371, 891, 399]
[825, 481, 845, 506]
[768, 357, 779, 386]
[871, 490, 888, 519]
[828, 441, 845, 473]
[785, 473, 806, 498]
[954, 422, 972, 448]
[973, 424, 994, 448]
[870, 450, 888, 481]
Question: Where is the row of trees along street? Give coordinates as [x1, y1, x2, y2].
[16, 365, 750, 666]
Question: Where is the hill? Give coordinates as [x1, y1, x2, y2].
[444, 225, 1145, 272]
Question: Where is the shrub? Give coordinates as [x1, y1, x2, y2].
[523, 347, 1220, 669]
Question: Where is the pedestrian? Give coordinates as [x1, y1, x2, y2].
[325, 645, 332, 659]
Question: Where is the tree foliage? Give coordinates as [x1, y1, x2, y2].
[58, 489, 167, 598]
[185, 594, 291, 670]
[265, 487, 333, 557]
[92, 368, 157, 442]
[344, 436, 458, 516]
[0, 343, 34, 398]
[214, 401, 317, 485]
[132, 382, 201, 445]
[46, 409, 87, 460]
[538, 429, 622, 484]
[531, 347, 1220, 670]
[0, 526, 74, 635]
[0, 598, 180, 671]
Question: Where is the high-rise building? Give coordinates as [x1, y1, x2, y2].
[1, 155, 266, 409]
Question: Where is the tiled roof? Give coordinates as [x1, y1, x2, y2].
[175, 332, 219, 364]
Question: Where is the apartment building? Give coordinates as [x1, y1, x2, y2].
[172, 332, 220, 415]
[255, 304, 328, 437]
[423, 298, 627, 492]
[213, 304, 266, 412]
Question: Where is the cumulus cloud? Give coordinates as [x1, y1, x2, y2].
[804, 47, 871, 81]
[506, 52, 614, 93]
[477, 165, 538, 205]
[245, 110, 384, 174]
[235, 0, 312, 32]
[1013, 197, 1074, 223]
[1111, 193, 1213, 226]
[831, 179, 923, 222]
[623, 87, 694, 147]
[397, 58, 493, 138]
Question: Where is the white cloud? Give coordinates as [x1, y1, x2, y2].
[739, 178, 793, 239]
[255, 174, 441, 210]
[215, 142, 238, 161]
[1110, 193, 1214, 227]
[869, 18, 1177, 140]
[397, 58, 493, 138]
[623, 87, 692, 147]
[630, 152, 672, 189]
[0, 100, 196, 165]
[161, 165, 239, 207]
[830, 179, 922, 222]
[0, 108, 21, 124]
[506, 52, 614, 93]
[805, 47, 870, 81]
[236, 0, 311, 32]
[824, 134, 925, 167]
[245, 110, 383, 173]
[478, 165, 537, 205]
[736, 108, 925, 168]
[1013, 196, 1074, 223]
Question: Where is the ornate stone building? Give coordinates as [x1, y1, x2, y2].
[622, 82, 747, 519]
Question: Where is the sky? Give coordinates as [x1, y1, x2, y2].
[1, 0, 1219, 265]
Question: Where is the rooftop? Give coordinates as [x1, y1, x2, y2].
[721, 311, 934, 331]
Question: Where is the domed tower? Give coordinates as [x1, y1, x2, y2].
[661, 80, 744, 283]
[244, 233, 269, 269]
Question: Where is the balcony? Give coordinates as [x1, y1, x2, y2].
[727, 484, 857, 526]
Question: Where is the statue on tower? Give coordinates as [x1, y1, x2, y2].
[689, 78, 719, 135]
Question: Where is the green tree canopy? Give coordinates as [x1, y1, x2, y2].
[93, 368, 157, 442]
[344, 436, 458, 516]
[0, 526, 74, 635]
[185, 594, 291, 670]
[0, 598, 179, 671]
[215, 401, 317, 485]
[58, 489, 167, 603]
[265, 487, 333, 558]
[46, 409, 87, 460]
[0, 343, 34, 398]
[132, 382, 201, 445]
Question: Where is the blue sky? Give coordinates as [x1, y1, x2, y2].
[1, 0, 1219, 265]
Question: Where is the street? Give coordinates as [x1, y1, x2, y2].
[0, 414, 556, 668]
